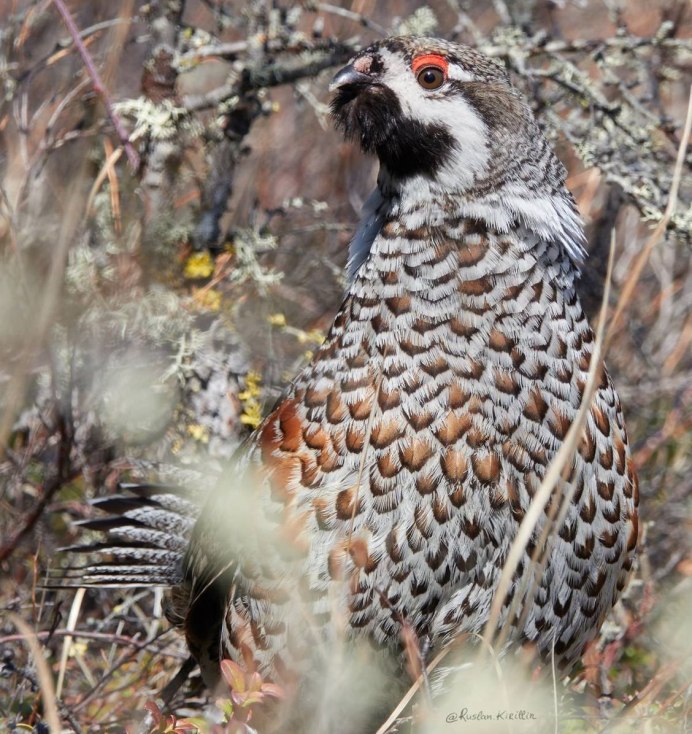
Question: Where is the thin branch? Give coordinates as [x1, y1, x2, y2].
[316, 3, 388, 36]
[375, 645, 452, 734]
[0, 628, 185, 658]
[49, 0, 139, 169]
[182, 46, 355, 111]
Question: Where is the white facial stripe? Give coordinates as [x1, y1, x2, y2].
[446, 66, 476, 82]
[423, 98, 490, 187]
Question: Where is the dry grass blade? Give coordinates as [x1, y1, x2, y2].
[375, 645, 451, 734]
[56, 586, 86, 699]
[86, 143, 123, 219]
[8, 612, 62, 732]
[480, 231, 617, 654]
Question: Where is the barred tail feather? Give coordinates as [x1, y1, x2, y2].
[48, 483, 201, 588]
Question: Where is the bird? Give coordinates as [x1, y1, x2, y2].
[63, 35, 639, 725]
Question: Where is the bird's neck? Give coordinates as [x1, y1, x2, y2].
[348, 173, 586, 284]
[348, 202, 581, 327]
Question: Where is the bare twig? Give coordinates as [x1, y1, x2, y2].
[182, 46, 355, 111]
[0, 628, 184, 657]
[317, 3, 388, 36]
[375, 645, 452, 734]
[49, 0, 139, 169]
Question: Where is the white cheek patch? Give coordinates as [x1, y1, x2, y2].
[375, 49, 490, 188]
[421, 97, 490, 187]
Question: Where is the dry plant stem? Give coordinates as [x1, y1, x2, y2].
[103, 138, 122, 235]
[101, 0, 135, 92]
[70, 632, 180, 714]
[377, 632, 511, 734]
[480, 232, 617, 655]
[606, 85, 692, 347]
[375, 646, 451, 734]
[56, 587, 86, 699]
[86, 145, 124, 215]
[49, 0, 140, 169]
[8, 613, 61, 733]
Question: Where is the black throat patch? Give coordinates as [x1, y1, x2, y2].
[331, 83, 457, 179]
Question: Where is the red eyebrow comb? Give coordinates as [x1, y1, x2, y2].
[412, 54, 449, 75]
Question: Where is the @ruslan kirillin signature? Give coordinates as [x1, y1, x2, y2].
[446, 708, 538, 724]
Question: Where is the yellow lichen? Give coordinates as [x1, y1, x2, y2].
[239, 402, 263, 428]
[184, 252, 214, 279]
[187, 423, 210, 443]
[239, 370, 263, 429]
[192, 287, 221, 311]
[267, 313, 287, 327]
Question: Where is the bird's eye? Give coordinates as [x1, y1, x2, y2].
[416, 65, 445, 90]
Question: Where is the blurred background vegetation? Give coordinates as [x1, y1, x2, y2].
[0, 0, 690, 731]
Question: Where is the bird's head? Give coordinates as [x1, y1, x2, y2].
[330, 37, 517, 184]
[330, 37, 585, 262]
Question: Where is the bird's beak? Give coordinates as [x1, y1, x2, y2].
[329, 64, 373, 92]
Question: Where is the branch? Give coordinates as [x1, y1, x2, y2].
[183, 44, 356, 111]
[50, 0, 139, 169]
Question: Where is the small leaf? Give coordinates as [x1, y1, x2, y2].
[173, 722, 200, 733]
[240, 691, 264, 707]
[247, 671, 263, 692]
[220, 659, 247, 693]
[231, 690, 247, 706]
[214, 696, 235, 720]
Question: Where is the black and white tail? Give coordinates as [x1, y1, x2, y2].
[51, 483, 201, 588]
